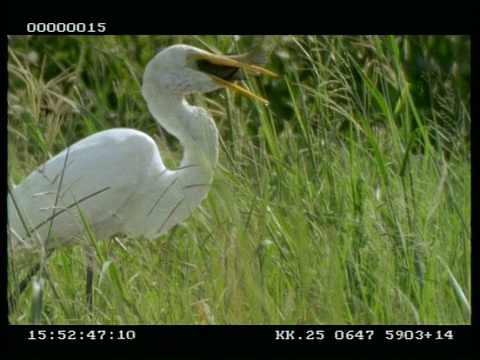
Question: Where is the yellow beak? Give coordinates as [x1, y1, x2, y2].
[195, 51, 277, 104]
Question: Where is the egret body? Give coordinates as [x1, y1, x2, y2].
[8, 44, 274, 254]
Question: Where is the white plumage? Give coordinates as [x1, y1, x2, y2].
[8, 44, 274, 253]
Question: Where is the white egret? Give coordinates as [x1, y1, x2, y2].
[8, 44, 275, 308]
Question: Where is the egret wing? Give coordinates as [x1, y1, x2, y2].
[8, 129, 166, 252]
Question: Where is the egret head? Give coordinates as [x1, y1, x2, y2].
[142, 44, 276, 103]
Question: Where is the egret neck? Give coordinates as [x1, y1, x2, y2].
[143, 88, 219, 185]
[137, 85, 219, 238]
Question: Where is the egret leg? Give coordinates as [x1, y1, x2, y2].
[9, 250, 54, 311]
[85, 248, 94, 316]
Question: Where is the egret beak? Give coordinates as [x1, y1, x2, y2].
[194, 51, 277, 105]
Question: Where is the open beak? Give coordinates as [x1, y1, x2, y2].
[194, 51, 277, 104]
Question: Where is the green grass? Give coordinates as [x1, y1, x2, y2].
[7, 35, 471, 324]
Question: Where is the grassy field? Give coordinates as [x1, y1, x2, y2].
[7, 35, 470, 324]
